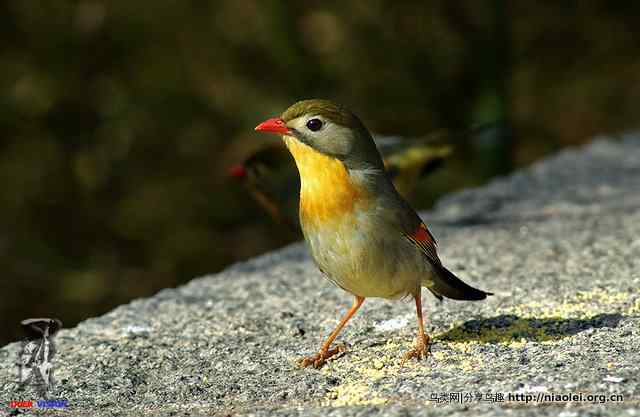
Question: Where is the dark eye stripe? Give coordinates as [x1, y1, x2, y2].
[306, 118, 323, 132]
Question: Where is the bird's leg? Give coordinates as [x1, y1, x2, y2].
[299, 295, 365, 368]
[401, 291, 431, 365]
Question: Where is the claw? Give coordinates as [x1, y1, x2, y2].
[298, 343, 347, 368]
[401, 335, 431, 366]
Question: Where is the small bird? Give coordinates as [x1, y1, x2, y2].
[230, 134, 452, 231]
[228, 144, 302, 232]
[255, 99, 492, 368]
[375, 132, 452, 200]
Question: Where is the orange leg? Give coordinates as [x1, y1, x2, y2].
[299, 295, 365, 368]
[401, 291, 431, 365]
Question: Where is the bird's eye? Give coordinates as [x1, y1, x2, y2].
[306, 118, 323, 132]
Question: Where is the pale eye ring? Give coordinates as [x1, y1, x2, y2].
[306, 118, 323, 132]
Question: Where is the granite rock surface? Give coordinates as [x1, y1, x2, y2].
[1, 136, 639, 416]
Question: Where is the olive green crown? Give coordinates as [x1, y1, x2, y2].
[281, 99, 358, 128]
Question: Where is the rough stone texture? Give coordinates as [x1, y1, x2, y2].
[1, 136, 639, 417]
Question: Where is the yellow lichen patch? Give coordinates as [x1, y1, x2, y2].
[321, 339, 425, 406]
[457, 358, 479, 372]
[321, 334, 490, 408]
[322, 357, 390, 406]
[435, 287, 638, 349]
[321, 287, 637, 402]
[325, 382, 388, 407]
[500, 287, 638, 320]
[359, 365, 386, 380]
[574, 288, 630, 303]
[626, 298, 640, 315]
[425, 346, 485, 372]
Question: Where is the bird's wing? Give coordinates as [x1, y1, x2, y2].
[383, 192, 442, 266]
[403, 220, 442, 267]
[396, 204, 491, 300]
[380, 184, 491, 301]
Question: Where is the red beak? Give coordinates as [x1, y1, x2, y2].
[228, 164, 247, 178]
[255, 117, 290, 134]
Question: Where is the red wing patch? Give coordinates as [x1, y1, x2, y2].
[405, 223, 441, 266]
[414, 223, 436, 245]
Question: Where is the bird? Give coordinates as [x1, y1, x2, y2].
[228, 143, 302, 232]
[254, 99, 492, 368]
[373, 132, 452, 199]
[229, 133, 452, 232]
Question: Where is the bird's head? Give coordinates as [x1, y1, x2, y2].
[228, 144, 297, 189]
[255, 99, 384, 171]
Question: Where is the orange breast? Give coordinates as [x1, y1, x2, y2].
[284, 138, 369, 227]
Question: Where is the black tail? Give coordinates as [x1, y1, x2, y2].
[428, 265, 492, 301]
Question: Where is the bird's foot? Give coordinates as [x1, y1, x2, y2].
[298, 343, 347, 369]
[401, 335, 431, 365]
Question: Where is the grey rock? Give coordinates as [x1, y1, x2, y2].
[2, 136, 639, 416]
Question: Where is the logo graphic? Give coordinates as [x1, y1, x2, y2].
[18, 318, 62, 397]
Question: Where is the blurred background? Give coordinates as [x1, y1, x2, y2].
[2, 1, 639, 344]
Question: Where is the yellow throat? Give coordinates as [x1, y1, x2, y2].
[283, 137, 369, 227]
